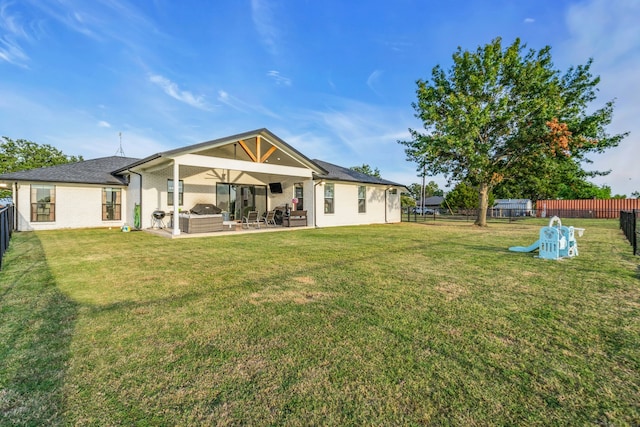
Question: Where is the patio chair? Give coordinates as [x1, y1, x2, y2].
[242, 210, 261, 229]
[263, 210, 276, 227]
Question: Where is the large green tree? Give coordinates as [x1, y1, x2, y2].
[1, 137, 83, 173]
[399, 38, 626, 226]
[0, 137, 83, 197]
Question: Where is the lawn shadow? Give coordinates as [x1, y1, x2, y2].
[0, 232, 78, 425]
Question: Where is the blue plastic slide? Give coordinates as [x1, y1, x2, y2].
[509, 239, 540, 253]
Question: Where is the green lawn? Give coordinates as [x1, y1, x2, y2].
[1, 220, 639, 425]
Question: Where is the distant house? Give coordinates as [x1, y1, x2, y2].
[422, 196, 444, 209]
[0, 128, 407, 234]
[414, 196, 444, 214]
[492, 199, 533, 217]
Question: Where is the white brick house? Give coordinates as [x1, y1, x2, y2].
[0, 129, 406, 234]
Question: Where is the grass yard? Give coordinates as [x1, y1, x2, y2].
[1, 219, 639, 425]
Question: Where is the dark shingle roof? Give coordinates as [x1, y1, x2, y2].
[0, 156, 140, 185]
[312, 159, 406, 188]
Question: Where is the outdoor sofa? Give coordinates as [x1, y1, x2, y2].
[178, 203, 224, 233]
[283, 210, 307, 227]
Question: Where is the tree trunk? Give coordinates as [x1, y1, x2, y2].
[475, 182, 489, 226]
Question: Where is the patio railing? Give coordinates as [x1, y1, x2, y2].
[620, 210, 639, 256]
[0, 204, 15, 270]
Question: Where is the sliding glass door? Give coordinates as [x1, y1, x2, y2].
[216, 183, 267, 220]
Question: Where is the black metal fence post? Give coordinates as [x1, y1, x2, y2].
[620, 210, 638, 256]
[0, 205, 14, 270]
[634, 209, 638, 256]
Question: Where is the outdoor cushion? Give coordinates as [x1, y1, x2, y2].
[190, 203, 222, 215]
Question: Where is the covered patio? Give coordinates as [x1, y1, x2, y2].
[118, 129, 324, 236]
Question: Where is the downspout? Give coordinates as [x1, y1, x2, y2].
[385, 187, 388, 223]
[313, 179, 323, 228]
[128, 169, 143, 229]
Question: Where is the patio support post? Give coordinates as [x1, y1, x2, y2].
[172, 159, 180, 236]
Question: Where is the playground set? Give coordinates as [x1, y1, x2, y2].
[509, 216, 585, 260]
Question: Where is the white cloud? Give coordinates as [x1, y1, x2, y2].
[251, 0, 281, 55]
[0, 2, 30, 66]
[267, 70, 291, 86]
[217, 89, 281, 120]
[149, 74, 210, 110]
[366, 70, 383, 96]
[561, 0, 640, 196]
[288, 97, 420, 185]
[98, 120, 111, 128]
[217, 90, 244, 112]
[564, 0, 640, 66]
[25, 0, 166, 56]
[523, 18, 535, 24]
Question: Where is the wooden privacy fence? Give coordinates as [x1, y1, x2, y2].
[620, 210, 639, 256]
[536, 199, 640, 219]
[0, 205, 14, 270]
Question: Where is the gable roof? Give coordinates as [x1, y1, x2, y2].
[0, 156, 139, 185]
[312, 159, 406, 188]
[113, 128, 328, 175]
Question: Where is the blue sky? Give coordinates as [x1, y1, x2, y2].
[1, 0, 638, 195]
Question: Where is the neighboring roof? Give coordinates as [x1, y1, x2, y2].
[494, 198, 532, 205]
[0, 156, 140, 185]
[113, 128, 328, 175]
[312, 159, 407, 188]
[420, 196, 444, 206]
[493, 199, 532, 208]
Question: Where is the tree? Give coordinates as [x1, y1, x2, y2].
[558, 182, 611, 200]
[1, 137, 83, 173]
[0, 137, 83, 197]
[632, 191, 640, 199]
[444, 181, 495, 211]
[350, 164, 381, 178]
[401, 194, 415, 208]
[399, 38, 626, 226]
[407, 180, 442, 202]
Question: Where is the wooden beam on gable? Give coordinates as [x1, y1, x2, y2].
[260, 145, 278, 163]
[238, 139, 258, 162]
[256, 136, 261, 162]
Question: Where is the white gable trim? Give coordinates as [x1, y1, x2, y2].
[172, 154, 313, 178]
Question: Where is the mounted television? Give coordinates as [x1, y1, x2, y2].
[269, 182, 283, 193]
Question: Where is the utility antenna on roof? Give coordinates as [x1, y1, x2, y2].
[115, 132, 126, 157]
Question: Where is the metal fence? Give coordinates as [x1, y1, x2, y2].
[0, 204, 15, 270]
[403, 207, 632, 223]
[402, 207, 533, 223]
[620, 210, 639, 256]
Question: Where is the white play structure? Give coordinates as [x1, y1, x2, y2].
[509, 216, 585, 260]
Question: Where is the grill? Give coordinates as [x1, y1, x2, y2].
[152, 210, 166, 228]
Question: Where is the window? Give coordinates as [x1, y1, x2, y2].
[102, 188, 121, 220]
[168, 179, 183, 206]
[294, 184, 304, 210]
[358, 185, 366, 213]
[31, 185, 55, 222]
[324, 183, 334, 214]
